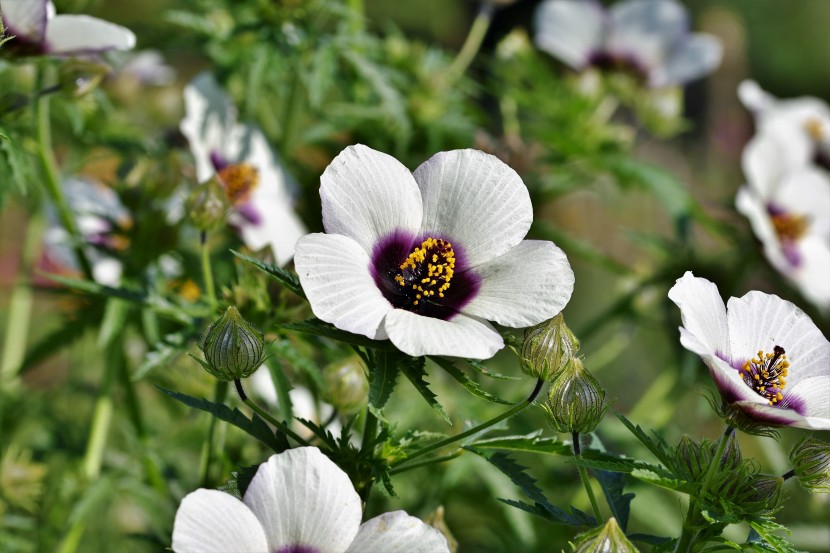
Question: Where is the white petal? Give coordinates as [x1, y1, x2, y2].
[702, 352, 764, 405]
[667, 272, 729, 358]
[0, 0, 48, 42]
[734, 399, 830, 431]
[413, 149, 532, 268]
[790, 236, 830, 311]
[738, 80, 775, 114]
[608, 0, 688, 69]
[773, 168, 830, 239]
[735, 187, 789, 274]
[534, 0, 605, 69]
[741, 131, 808, 199]
[181, 73, 236, 182]
[45, 14, 135, 55]
[243, 447, 362, 553]
[651, 33, 722, 87]
[787, 376, 830, 420]
[462, 240, 574, 327]
[344, 511, 450, 553]
[383, 310, 504, 359]
[91, 256, 122, 286]
[726, 291, 830, 384]
[172, 489, 268, 553]
[321, 144, 422, 254]
[294, 233, 393, 340]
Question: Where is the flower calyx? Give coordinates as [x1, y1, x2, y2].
[542, 358, 606, 434]
[571, 517, 639, 553]
[521, 313, 579, 381]
[195, 306, 266, 381]
[789, 436, 830, 494]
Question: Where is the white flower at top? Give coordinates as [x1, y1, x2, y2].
[736, 81, 830, 311]
[294, 145, 574, 360]
[180, 73, 306, 266]
[172, 447, 450, 553]
[0, 0, 135, 56]
[534, 0, 722, 88]
[669, 272, 830, 430]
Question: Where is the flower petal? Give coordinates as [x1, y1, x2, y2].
[791, 236, 830, 310]
[702, 351, 764, 405]
[787, 376, 830, 421]
[735, 186, 790, 274]
[181, 73, 236, 182]
[534, 0, 606, 69]
[321, 144, 422, 255]
[172, 489, 268, 553]
[45, 14, 135, 55]
[294, 233, 393, 340]
[344, 511, 450, 553]
[383, 309, 504, 359]
[726, 291, 830, 385]
[738, 80, 775, 114]
[773, 167, 830, 239]
[413, 149, 532, 268]
[735, 397, 830, 430]
[461, 240, 574, 327]
[651, 33, 722, 87]
[608, 0, 688, 69]
[741, 131, 809, 199]
[667, 272, 729, 358]
[243, 447, 362, 553]
[0, 0, 48, 42]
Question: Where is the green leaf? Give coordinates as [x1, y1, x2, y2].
[603, 155, 692, 220]
[401, 357, 450, 424]
[430, 357, 511, 405]
[18, 318, 90, 375]
[468, 432, 572, 456]
[467, 358, 518, 380]
[158, 387, 289, 452]
[748, 520, 803, 553]
[613, 410, 675, 467]
[231, 250, 305, 297]
[592, 469, 634, 532]
[276, 318, 395, 351]
[367, 350, 401, 417]
[630, 467, 695, 494]
[132, 330, 193, 381]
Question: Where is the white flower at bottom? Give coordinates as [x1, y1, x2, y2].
[172, 447, 450, 553]
[668, 272, 830, 430]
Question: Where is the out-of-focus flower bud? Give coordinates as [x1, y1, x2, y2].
[543, 358, 606, 434]
[676, 435, 708, 481]
[739, 474, 783, 515]
[789, 437, 830, 493]
[187, 177, 229, 232]
[496, 29, 531, 61]
[521, 313, 579, 381]
[424, 506, 458, 553]
[59, 60, 110, 97]
[196, 306, 265, 381]
[322, 355, 368, 415]
[572, 517, 638, 553]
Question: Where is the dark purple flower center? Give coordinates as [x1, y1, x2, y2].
[739, 345, 789, 406]
[587, 50, 649, 81]
[276, 547, 320, 553]
[371, 231, 480, 321]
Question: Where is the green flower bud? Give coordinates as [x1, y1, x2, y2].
[543, 358, 607, 434]
[572, 517, 639, 553]
[322, 355, 368, 415]
[196, 306, 265, 381]
[59, 60, 110, 98]
[789, 437, 830, 493]
[739, 474, 783, 515]
[521, 313, 580, 381]
[424, 506, 458, 553]
[187, 177, 229, 232]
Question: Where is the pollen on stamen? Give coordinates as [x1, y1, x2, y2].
[771, 211, 809, 242]
[218, 163, 260, 205]
[394, 237, 456, 310]
[740, 345, 789, 406]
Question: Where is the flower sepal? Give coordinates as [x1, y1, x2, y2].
[542, 358, 607, 434]
[195, 306, 266, 382]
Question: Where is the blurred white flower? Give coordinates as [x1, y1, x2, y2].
[534, 0, 722, 88]
[180, 73, 306, 266]
[669, 272, 830, 430]
[294, 145, 574, 360]
[172, 447, 450, 553]
[0, 0, 135, 56]
[117, 50, 175, 86]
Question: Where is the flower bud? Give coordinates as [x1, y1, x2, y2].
[543, 358, 606, 434]
[739, 474, 783, 515]
[572, 517, 638, 553]
[322, 355, 368, 415]
[424, 506, 458, 553]
[197, 306, 265, 381]
[675, 435, 709, 482]
[521, 313, 580, 381]
[187, 177, 229, 232]
[789, 437, 830, 493]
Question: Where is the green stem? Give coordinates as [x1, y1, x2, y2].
[389, 451, 462, 476]
[200, 231, 217, 309]
[573, 432, 602, 522]
[674, 426, 735, 553]
[446, 4, 494, 83]
[81, 342, 120, 480]
[279, 72, 304, 155]
[34, 60, 93, 280]
[391, 378, 543, 470]
[348, 0, 364, 32]
[198, 380, 229, 486]
[236, 379, 310, 446]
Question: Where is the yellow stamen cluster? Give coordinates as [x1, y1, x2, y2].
[218, 163, 259, 205]
[395, 238, 455, 306]
[804, 117, 828, 142]
[771, 212, 808, 242]
[740, 345, 789, 406]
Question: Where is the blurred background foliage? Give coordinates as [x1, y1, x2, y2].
[1, 0, 829, 551]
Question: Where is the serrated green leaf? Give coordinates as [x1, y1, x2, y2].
[276, 318, 395, 350]
[748, 520, 803, 553]
[467, 358, 518, 380]
[401, 357, 450, 424]
[630, 467, 695, 493]
[231, 250, 304, 297]
[593, 469, 633, 532]
[367, 351, 401, 417]
[613, 410, 675, 467]
[430, 357, 511, 405]
[468, 432, 572, 455]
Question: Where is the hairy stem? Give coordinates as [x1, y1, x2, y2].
[573, 431, 602, 522]
[200, 231, 217, 310]
[237, 379, 310, 446]
[446, 3, 494, 83]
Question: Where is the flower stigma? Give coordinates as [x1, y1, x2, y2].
[395, 238, 456, 306]
[217, 163, 259, 205]
[740, 345, 789, 406]
[770, 211, 808, 242]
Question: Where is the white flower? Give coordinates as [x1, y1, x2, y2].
[0, 0, 135, 56]
[534, 0, 722, 88]
[668, 272, 830, 430]
[172, 447, 450, 553]
[294, 145, 574, 360]
[180, 73, 306, 266]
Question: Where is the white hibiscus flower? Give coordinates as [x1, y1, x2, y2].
[180, 73, 306, 266]
[668, 272, 830, 430]
[294, 145, 574, 360]
[172, 447, 450, 553]
[0, 0, 135, 56]
[534, 0, 722, 88]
